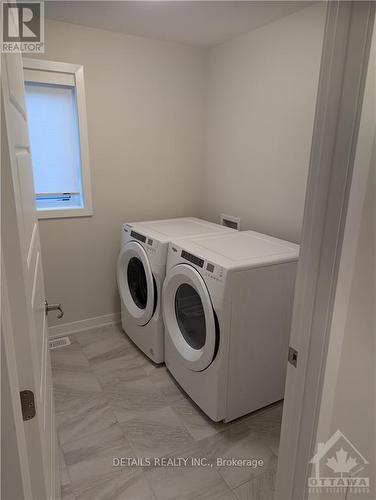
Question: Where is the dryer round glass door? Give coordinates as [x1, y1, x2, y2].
[162, 263, 217, 371]
[117, 241, 155, 326]
[127, 257, 148, 309]
[175, 284, 206, 350]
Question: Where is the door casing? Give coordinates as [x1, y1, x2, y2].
[275, 2, 375, 499]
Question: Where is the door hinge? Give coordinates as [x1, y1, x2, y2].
[288, 346, 298, 368]
[20, 390, 36, 421]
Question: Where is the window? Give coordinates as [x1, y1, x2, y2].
[23, 58, 92, 218]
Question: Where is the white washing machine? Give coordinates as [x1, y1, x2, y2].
[162, 230, 299, 421]
[117, 218, 234, 363]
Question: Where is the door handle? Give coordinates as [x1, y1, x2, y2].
[45, 300, 64, 319]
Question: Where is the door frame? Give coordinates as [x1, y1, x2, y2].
[275, 2, 375, 499]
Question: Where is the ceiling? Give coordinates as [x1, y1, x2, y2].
[45, 1, 313, 48]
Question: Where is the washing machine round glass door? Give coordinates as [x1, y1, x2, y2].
[162, 263, 217, 371]
[117, 241, 155, 326]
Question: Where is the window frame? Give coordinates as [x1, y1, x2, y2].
[23, 58, 93, 219]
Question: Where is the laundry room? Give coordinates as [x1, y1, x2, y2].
[2, 2, 375, 500]
[31, 1, 326, 334]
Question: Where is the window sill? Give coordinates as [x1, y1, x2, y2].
[37, 207, 93, 220]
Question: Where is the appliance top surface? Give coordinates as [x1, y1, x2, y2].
[174, 230, 299, 269]
[126, 217, 232, 242]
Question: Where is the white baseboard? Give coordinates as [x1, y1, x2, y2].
[49, 312, 121, 339]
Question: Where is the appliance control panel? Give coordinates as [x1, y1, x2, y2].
[131, 230, 146, 243]
[146, 238, 159, 254]
[124, 225, 160, 254]
[205, 261, 224, 282]
[181, 250, 204, 268]
[180, 249, 224, 282]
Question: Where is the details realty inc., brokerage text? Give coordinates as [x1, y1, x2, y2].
[113, 457, 265, 468]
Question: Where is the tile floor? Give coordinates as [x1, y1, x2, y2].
[51, 323, 283, 500]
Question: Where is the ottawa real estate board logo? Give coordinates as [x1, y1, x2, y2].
[2, 2, 44, 52]
[308, 430, 370, 496]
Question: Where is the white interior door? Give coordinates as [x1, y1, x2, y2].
[1, 49, 60, 500]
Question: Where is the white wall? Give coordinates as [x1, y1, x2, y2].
[313, 140, 376, 500]
[202, 4, 326, 242]
[332, 147, 375, 500]
[36, 20, 206, 326]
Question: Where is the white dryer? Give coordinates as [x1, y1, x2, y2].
[117, 218, 233, 363]
[162, 230, 299, 421]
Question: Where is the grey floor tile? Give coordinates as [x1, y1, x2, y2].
[198, 423, 276, 489]
[51, 341, 102, 414]
[73, 323, 124, 345]
[56, 393, 117, 446]
[90, 350, 149, 389]
[148, 366, 186, 404]
[121, 407, 194, 459]
[53, 380, 102, 416]
[72, 468, 156, 500]
[106, 376, 167, 423]
[74, 324, 131, 361]
[59, 446, 70, 486]
[53, 326, 280, 500]
[243, 403, 283, 434]
[77, 324, 153, 391]
[146, 463, 237, 500]
[258, 427, 281, 456]
[53, 379, 101, 416]
[172, 397, 236, 441]
[233, 458, 277, 500]
[63, 422, 134, 484]
[61, 483, 75, 500]
[50, 339, 89, 371]
[87, 338, 132, 365]
[142, 439, 208, 473]
[243, 404, 282, 457]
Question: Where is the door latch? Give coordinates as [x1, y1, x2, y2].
[288, 346, 298, 367]
[20, 390, 36, 421]
[45, 300, 64, 319]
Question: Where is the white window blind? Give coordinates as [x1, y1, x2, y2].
[23, 58, 92, 219]
[25, 82, 82, 196]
